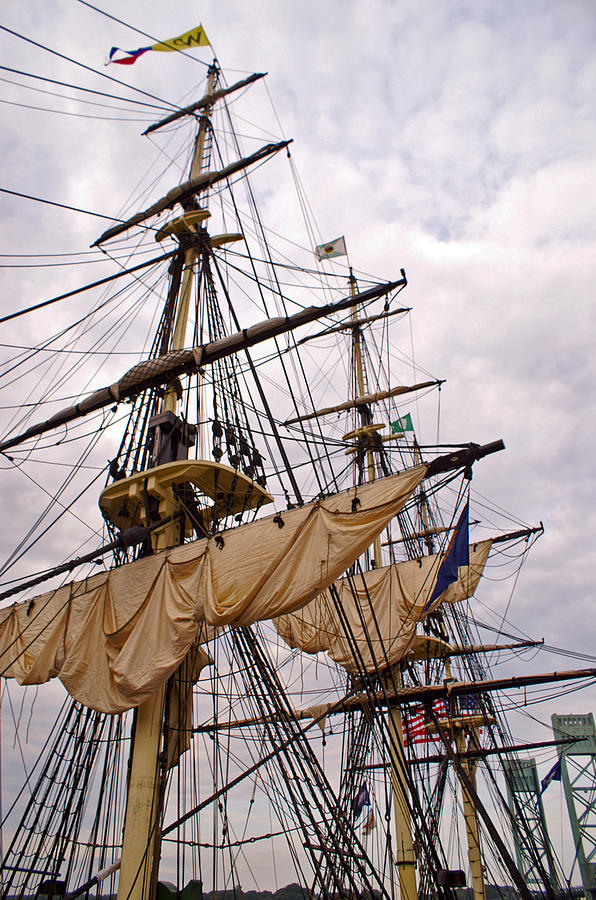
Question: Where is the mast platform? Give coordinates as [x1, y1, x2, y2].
[100, 459, 273, 536]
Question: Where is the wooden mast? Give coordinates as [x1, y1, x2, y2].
[385, 667, 418, 900]
[346, 269, 418, 899]
[116, 63, 218, 900]
[444, 655, 488, 900]
[454, 723, 487, 900]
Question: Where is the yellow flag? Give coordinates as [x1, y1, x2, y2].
[151, 25, 210, 53]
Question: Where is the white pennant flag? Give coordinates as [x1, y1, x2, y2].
[314, 235, 347, 261]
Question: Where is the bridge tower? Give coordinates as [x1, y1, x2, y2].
[552, 713, 596, 898]
[503, 757, 557, 890]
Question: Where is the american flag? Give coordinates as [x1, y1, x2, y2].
[352, 781, 371, 818]
[402, 700, 448, 745]
[362, 809, 376, 834]
[458, 693, 478, 714]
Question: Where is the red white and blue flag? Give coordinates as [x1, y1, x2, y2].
[353, 782, 371, 818]
[539, 758, 562, 796]
[362, 809, 376, 834]
[402, 700, 448, 745]
[458, 693, 478, 714]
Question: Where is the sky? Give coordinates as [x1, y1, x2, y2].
[0, 0, 596, 890]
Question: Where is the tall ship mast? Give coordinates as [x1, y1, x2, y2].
[0, 30, 593, 900]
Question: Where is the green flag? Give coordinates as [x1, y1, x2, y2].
[391, 413, 413, 434]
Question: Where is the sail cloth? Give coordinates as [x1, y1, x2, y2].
[274, 539, 493, 673]
[0, 466, 426, 713]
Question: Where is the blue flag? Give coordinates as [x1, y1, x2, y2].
[540, 758, 562, 795]
[353, 782, 371, 819]
[425, 501, 469, 612]
[458, 693, 478, 713]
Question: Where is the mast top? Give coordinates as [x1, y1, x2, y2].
[99, 459, 273, 540]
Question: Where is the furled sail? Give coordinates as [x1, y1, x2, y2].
[142, 72, 267, 136]
[283, 381, 442, 426]
[0, 465, 425, 712]
[274, 539, 493, 672]
[0, 278, 405, 454]
[93, 139, 292, 245]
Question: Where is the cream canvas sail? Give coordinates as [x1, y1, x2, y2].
[274, 539, 493, 672]
[0, 465, 426, 712]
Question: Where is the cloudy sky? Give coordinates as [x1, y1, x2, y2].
[1, 0, 595, 888]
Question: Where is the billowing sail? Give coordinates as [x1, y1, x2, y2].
[0, 465, 425, 712]
[274, 539, 493, 672]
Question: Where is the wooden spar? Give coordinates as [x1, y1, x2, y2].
[406, 638, 543, 663]
[490, 523, 545, 544]
[193, 666, 596, 735]
[425, 439, 504, 477]
[193, 709, 318, 733]
[142, 72, 267, 135]
[190, 641, 541, 733]
[295, 305, 411, 345]
[384, 522, 542, 548]
[93, 138, 292, 246]
[193, 667, 594, 735]
[359, 737, 580, 769]
[411, 440, 434, 555]
[0, 278, 405, 454]
[383, 524, 455, 545]
[341, 665, 596, 710]
[0, 517, 177, 602]
[428, 639, 543, 658]
[347, 271, 382, 566]
[116, 689, 165, 900]
[283, 379, 443, 426]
